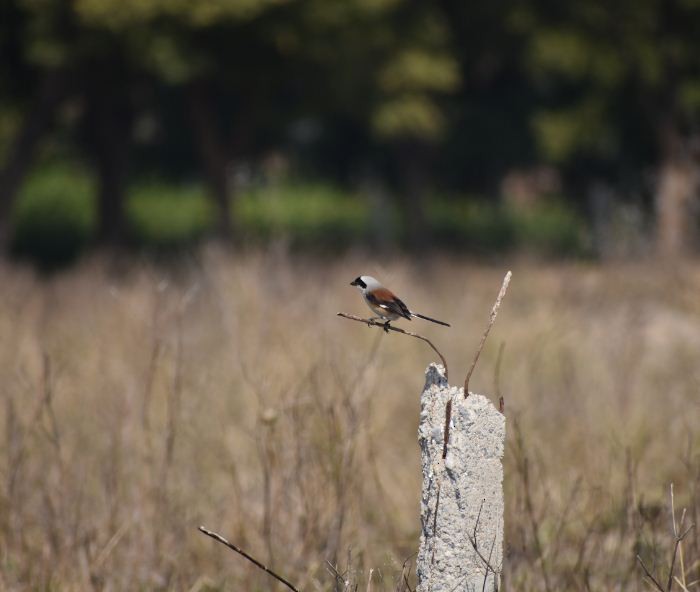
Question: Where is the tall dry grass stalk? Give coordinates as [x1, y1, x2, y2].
[0, 250, 698, 590]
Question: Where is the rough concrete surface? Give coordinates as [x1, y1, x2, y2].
[417, 364, 505, 592]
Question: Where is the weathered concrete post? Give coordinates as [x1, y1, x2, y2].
[417, 363, 505, 592]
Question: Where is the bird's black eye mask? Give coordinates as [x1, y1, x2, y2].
[351, 277, 367, 288]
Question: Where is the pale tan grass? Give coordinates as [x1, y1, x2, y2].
[0, 250, 698, 590]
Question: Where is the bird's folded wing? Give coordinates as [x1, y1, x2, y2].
[366, 288, 412, 320]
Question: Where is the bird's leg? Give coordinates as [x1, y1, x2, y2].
[367, 316, 381, 327]
[383, 321, 391, 333]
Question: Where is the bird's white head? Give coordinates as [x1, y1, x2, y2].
[350, 275, 381, 293]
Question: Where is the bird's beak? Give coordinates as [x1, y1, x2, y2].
[350, 280, 358, 286]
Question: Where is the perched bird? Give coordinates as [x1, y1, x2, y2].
[350, 275, 450, 331]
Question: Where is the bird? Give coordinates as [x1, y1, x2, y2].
[350, 275, 450, 332]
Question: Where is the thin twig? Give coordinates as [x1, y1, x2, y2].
[467, 500, 501, 578]
[670, 483, 680, 592]
[430, 483, 442, 566]
[513, 418, 552, 592]
[464, 271, 512, 397]
[484, 520, 500, 592]
[637, 555, 666, 592]
[668, 483, 695, 592]
[669, 522, 696, 592]
[494, 342, 506, 415]
[325, 559, 348, 590]
[198, 526, 301, 592]
[493, 342, 505, 399]
[398, 553, 417, 592]
[673, 575, 694, 591]
[441, 399, 453, 460]
[337, 313, 448, 379]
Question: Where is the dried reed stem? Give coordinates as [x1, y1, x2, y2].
[636, 555, 665, 592]
[464, 271, 512, 397]
[636, 484, 696, 592]
[198, 526, 301, 592]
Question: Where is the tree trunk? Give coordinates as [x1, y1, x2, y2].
[655, 127, 700, 257]
[85, 71, 131, 245]
[0, 69, 67, 245]
[187, 82, 232, 240]
[396, 141, 430, 251]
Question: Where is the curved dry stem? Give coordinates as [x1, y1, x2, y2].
[198, 526, 301, 592]
[337, 312, 449, 380]
[464, 271, 512, 397]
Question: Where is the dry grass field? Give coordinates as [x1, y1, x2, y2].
[0, 248, 699, 591]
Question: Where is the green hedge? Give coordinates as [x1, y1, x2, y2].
[127, 182, 214, 248]
[236, 184, 371, 247]
[427, 198, 588, 256]
[10, 166, 96, 269]
[509, 200, 587, 255]
[8, 167, 589, 267]
[427, 200, 516, 252]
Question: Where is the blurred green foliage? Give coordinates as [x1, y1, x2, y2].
[428, 200, 516, 253]
[9, 166, 588, 266]
[508, 201, 588, 255]
[236, 184, 370, 247]
[127, 183, 214, 248]
[520, 1, 700, 167]
[3, 0, 699, 263]
[10, 165, 96, 269]
[428, 198, 587, 255]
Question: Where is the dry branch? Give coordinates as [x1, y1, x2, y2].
[337, 313, 449, 379]
[669, 483, 695, 592]
[198, 526, 301, 592]
[466, 499, 502, 583]
[441, 399, 452, 460]
[636, 555, 665, 592]
[464, 271, 512, 397]
[636, 484, 697, 592]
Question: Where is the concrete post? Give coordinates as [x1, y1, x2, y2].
[417, 363, 505, 592]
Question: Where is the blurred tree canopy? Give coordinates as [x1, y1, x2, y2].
[1, 0, 699, 256]
[520, 0, 700, 254]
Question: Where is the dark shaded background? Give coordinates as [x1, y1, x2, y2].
[1, 0, 699, 267]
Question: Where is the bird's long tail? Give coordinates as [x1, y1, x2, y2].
[411, 312, 450, 327]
